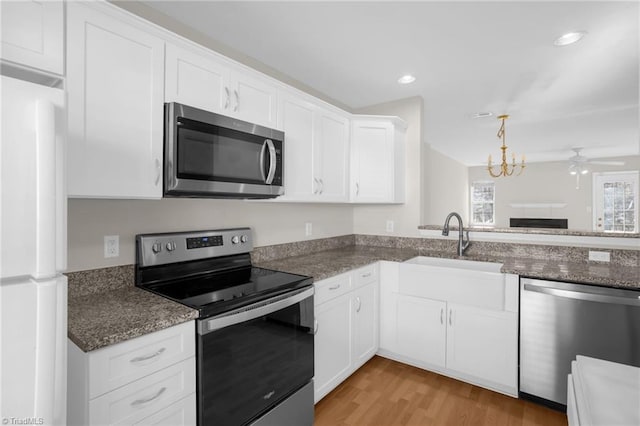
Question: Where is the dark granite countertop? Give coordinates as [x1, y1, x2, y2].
[68, 286, 198, 352]
[255, 245, 420, 281]
[257, 245, 639, 290]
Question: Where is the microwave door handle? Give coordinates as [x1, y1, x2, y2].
[259, 140, 268, 183]
[265, 139, 277, 184]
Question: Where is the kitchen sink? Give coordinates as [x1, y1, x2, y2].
[404, 256, 503, 273]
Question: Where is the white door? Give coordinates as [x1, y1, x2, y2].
[229, 69, 278, 129]
[67, 3, 164, 199]
[351, 121, 392, 202]
[314, 295, 352, 402]
[315, 110, 349, 202]
[352, 282, 378, 368]
[0, 0, 63, 74]
[165, 43, 230, 114]
[395, 294, 446, 368]
[445, 304, 517, 390]
[277, 93, 316, 200]
[593, 171, 639, 233]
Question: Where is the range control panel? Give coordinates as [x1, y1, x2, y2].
[137, 228, 253, 267]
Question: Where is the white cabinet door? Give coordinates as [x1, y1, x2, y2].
[277, 93, 316, 200]
[67, 3, 164, 199]
[314, 110, 349, 202]
[446, 303, 518, 391]
[0, 0, 63, 74]
[229, 69, 278, 129]
[351, 120, 394, 203]
[395, 294, 446, 368]
[165, 43, 230, 114]
[314, 293, 352, 403]
[352, 281, 378, 369]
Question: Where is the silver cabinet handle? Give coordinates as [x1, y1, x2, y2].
[313, 177, 319, 195]
[361, 272, 372, 278]
[234, 89, 239, 112]
[154, 158, 161, 186]
[328, 284, 340, 290]
[265, 139, 277, 184]
[224, 87, 230, 109]
[314, 318, 318, 335]
[319, 178, 324, 194]
[130, 387, 167, 406]
[440, 308, 443, 325]
[449, 309, 453, 326]
[356, 182, 360, 196]
[130, 347, 166, 363]
[356, 296, 362, 313]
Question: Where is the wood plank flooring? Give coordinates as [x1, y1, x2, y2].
[314, 356, 567, 426]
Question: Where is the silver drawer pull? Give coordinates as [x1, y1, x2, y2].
[130, 347, 166, 363]
[361, 272, 372, 278]
[130, 387, 167, 407]
[328, 285, 340, 290]
[314, 318, 318, 335]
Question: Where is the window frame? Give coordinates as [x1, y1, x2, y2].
[470, 180, 496, 227]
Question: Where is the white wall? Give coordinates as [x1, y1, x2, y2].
[424, 148, 469, 226]
[352, 97, 424, 237]
[67, 199, 353, 271]
[468, 155, 640, 230]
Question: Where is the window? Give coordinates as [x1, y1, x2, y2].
[470, 181, 495, 226]
[593, 171, 638, 233]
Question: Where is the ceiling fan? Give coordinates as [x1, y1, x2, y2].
[568, 148, 625, 189]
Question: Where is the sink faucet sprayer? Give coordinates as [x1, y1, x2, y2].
[442, 212, 471, 256]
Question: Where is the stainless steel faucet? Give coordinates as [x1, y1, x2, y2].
[442, 212, 471, 256]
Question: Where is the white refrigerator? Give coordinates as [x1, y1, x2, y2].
[0, 75, 67, 425]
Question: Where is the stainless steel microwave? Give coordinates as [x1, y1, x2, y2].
[164, 102, 284, 199]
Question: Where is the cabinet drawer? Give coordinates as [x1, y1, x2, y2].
[353, 264, 378, 289]
[89, 357, 195, 425]
[134, 393, 196, 426]
[89, 321, 195, 398]
[315, 274, 352, 306]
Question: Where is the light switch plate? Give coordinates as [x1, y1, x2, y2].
[588, 250, 610, 262]
[386, 220, 394, 233]
[305, 222, 312, 237]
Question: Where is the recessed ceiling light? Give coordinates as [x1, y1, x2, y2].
[397, 74, 416, 84]
[554, 31, 587, 46]
[472, 112, 493, 119]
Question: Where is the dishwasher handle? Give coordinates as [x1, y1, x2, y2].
[523, 282, 640, 307]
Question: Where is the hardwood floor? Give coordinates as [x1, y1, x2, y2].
[314, 356, 567, 426]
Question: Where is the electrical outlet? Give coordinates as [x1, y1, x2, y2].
[386, 220, 394, 233]
[588, 250, 610, 262]
[104, 235, 119, 258]
[305, 222, 312, 237]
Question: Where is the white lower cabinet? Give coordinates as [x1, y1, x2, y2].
[68, 321, 196, 426]
[314, 264, 378, 403]
[380, 259, 519, 397]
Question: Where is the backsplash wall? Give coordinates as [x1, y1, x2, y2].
[67, 198, 354, 272]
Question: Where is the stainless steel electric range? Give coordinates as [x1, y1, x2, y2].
[135, 228, 314, 426]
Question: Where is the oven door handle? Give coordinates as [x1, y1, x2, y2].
[199, 286, 314, 335]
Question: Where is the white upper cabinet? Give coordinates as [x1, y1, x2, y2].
[67, 2, 164, 199]
[0, 0, 63, 74]
[165, 43, 229, 115]
[166, 42, 277, 129]
[277, 90, 349, 202]
[350, 118, 406, 204]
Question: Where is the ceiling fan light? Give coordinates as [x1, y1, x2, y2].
[570, 170, 577, 175]
[581, 169, 589, 175]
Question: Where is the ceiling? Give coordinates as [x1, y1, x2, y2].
[142, 1, 639, 166]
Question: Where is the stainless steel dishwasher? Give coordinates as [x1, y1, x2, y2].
[520, 277, 640, 408]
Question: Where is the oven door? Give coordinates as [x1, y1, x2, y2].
[165, 102, 284, 199]
[197, 286, 314, 426]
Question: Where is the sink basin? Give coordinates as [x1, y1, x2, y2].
[404, 256, 503, 273]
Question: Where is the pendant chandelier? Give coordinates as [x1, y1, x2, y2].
[487, 114, 525, 177]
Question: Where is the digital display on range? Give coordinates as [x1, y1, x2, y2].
[186, 235, 224, 249]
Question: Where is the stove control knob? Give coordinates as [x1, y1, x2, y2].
[231, 235, 240, 244]
[151, 242, 162, 254]
[240, 235, 248, 243]
[166, 241, 177, 252]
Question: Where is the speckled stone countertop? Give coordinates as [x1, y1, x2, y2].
[418, 224, 640, 238]
[255, 245, 419, 281]
[67, 267, 198, 352]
